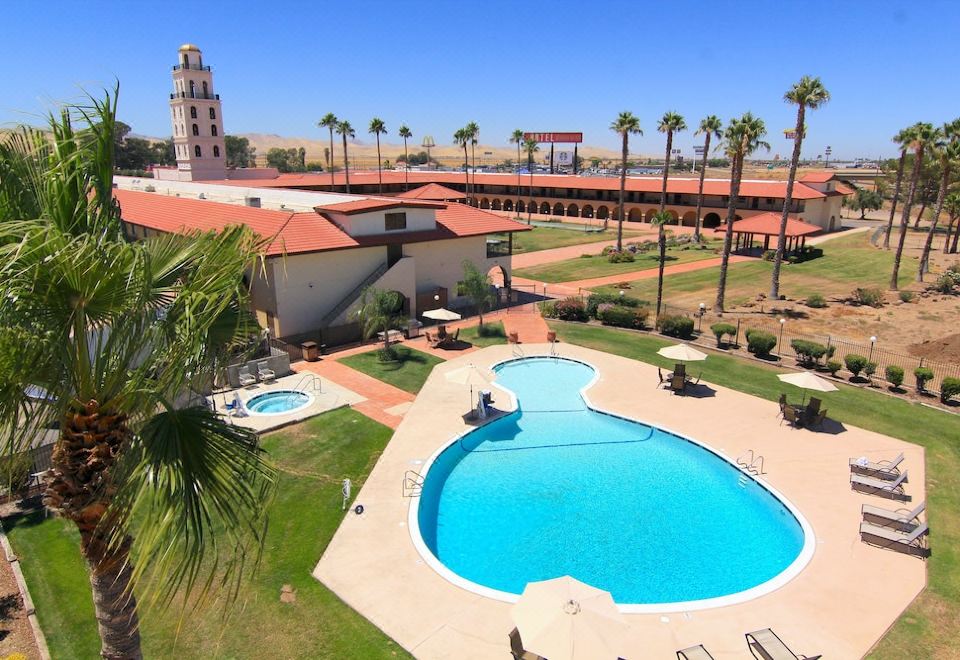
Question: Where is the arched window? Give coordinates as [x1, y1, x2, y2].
[182, 54, 189, 67]
[202, 81, 208, 98]
[192, 123, 199, 136]
[190, 106, 197, 119]
[210, 124, 218, 136]
[194, 145, 202, 158]
[209, 107, 216, 120]
[213, 146, 221, 158]
[189, 81, 196, 98]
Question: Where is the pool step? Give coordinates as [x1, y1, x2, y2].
[737, 475, 749, 489]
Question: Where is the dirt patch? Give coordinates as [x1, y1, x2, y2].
[909, 333, 960, 363]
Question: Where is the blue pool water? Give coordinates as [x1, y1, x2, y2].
[416, 357, 806, 606]
[246, 390, 310, 415]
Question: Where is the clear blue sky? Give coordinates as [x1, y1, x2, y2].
[3, 0, 958, 160]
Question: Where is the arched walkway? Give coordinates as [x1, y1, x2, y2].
[503, 199, 513, 212]
[491, 199, 502, 210]
[644, 209, 659, 223]
[517, 200, 526, 213]
[480, 198, 490, 209]
[628, 208, 644, 223]
[552, 203, 564, 216]
[681, 211, 697, 226]
[567, 203, 579, 217]
[488, 264, 508, 290]
[597, 206, 610, 220]
[667, 209, 680, 223]
[582, 204, 594, 218]
[539, 202, 551, 215]
[703, 212, 722, 228]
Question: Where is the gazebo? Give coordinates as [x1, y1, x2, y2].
[718, 212, 821, 255]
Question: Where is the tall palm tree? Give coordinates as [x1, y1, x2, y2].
[715, 113, 770, 312]
[693, 115, 723, 243]
[883, 127, 915, 249]
[368, 117, 387, 195]
[523, 137, 539, 225]
[770, 76, 830, 300]
[336, 120, 355, 193]
[610, 112, 643, 248]
[466, 122, 480, 205]
[398, 124, 412, 190]
[510, 129, 524, 212]
[0, 92, 275, 659]
[942, 191, 960, 254]
[656, 111, 687, 316]
[454, 128, 470, 199]
[890, 122, 937, 290]
[918, 121, 960, 279]
[318, 112, 338, 189]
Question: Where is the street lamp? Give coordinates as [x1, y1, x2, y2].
[698, 302, 706, 333]
[869, 336, 877, 363]
[778, 318, 786, 357]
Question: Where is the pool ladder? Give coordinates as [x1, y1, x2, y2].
[291, 373, 323, 393]
[736, 449, 766, 477]
[403, 470, 424, 498]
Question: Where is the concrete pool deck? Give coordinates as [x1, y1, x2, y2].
[314, 343, 926, 659]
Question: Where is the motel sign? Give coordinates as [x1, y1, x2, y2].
[522, 132, 583, 143]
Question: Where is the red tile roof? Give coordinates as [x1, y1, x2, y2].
[835, 182, 856, 195]
[799, 171, 836, 183]
[396, 183, 467, 200]
[114, 189, 528, 258]
[317, 198, 443, 214]
[722, 212, 821, 237]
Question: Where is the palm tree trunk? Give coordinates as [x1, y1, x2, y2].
[617, 134, 627, 251]
[715, 151, 744, 312]
[342, 134, 351, 194]
[883, 150, 907, 249]
[403, 137, 409, 191]
[890, 146, 925, 290]
[952, 221, 960, 253]
[328, 128, 336, 189]
[914, 202, 927, 228]
[943, 215, 957, 254]
[693, 133, 711, 243]
[88, 538, 142, 660]
[528, 158, 534, 225]
[463, 146, 470, 199]
[516, 143, 521, 214]
[471, 142, 477, 206]
[770, 104, 806, 300]
[376, 134, 383, 195]
[918, 164, 950, 280]
[657, 131, 673, 317]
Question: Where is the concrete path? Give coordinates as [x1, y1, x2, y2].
[511, 224, 699, 269]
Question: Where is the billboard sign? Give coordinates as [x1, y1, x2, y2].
[554, 150, 574, 167]
[523, 132, 583, 143]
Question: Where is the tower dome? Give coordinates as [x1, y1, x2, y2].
[178, 43, 201, 52]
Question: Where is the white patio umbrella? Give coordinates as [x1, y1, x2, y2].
[778, 371, 838, 404]
[422, 307, 462, 322]
[445, 363, 494, 411]
[511, 576, 629, 660]
[656, 343, 708, 362]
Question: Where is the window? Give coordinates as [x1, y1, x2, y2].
[189, 81, 196, 98]
[456, 281, 467, 297]
[202, 81, 209, 97]
[213, 145, 220, 158]
[190, 106, 197, 119]
[385, 212, 407, 231]
[209, 107, 216, 120]
[766, 198, 774, 205]
[210, 124, 218, 136]
[194, 145, 202, 158]
[486, 233, 511, 258]
[192, 123, 199, 136]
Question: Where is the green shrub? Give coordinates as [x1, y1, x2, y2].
[853, 287, 884, 307]
[606, 250, 635, 263]
[710, 322, 737, 347]
[844, 353, 868, 376]
[790, 339, 828, 366]
[657, 314, 695, 338]
[864, 361, 877, 380]
[762, 250, 776, 262]
[914, 366, 935, 392]
[0, 452, 33, 497]
[477, 323, 505, 338]
[885, 365, 904, 388]
[745, 328, 777, 358]
[898, 291, 914, 303]
[539, 300, 557, 318]
[941, 376, 960, 403]
[826, 360, 842, 376]
[806, 293, 827, 308]
[597, 304, 649, 329]
[552, 297, 588, 322]
[933, 273, 958, 294]
[586, 292, 643, 318]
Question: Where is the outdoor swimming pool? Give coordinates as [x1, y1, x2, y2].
[245, 390, 312, 415]
[413, 357, 813, 611]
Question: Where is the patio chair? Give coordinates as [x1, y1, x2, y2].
[238, 365, 256, 387]
[670, 374, 686, 395]
[257, 361, 276, 383]
[777, 393, 788, 417]
[850, 470, 910, 501]
[780, 405, 800, 427]
[451, 328, 460, 342]
[862, 501, 925, 532]
[674, 363, 687, 379]
[745, 628, 821, 660]
[808, 408, 827, 429]
[677, 644, 715, 660]
[508, 331, 520, 344]
[806, 396, 822, 416]
[859, 521, 930, 558]
[849, 452, 905, 481]
[658, 367, 667, 388]
[508, 627, 545, 660]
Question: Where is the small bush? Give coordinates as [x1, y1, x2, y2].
[657, 314, 695, 338]
[898, 290, 914, 303]
[806, 293, 827, 308]
[844, 353, 868, 376]
[914, 366, 935, 392]
[0, 452, 33, 498]
[885, 365, 904, 388]
[791, 339, 828, 366]
[826, 360, 842, 376]
[539, 300, 557, 318]
[607, 250, 635, 263]
[762, 250, 776, 262]
[941, 376, 960, 403]
[864, 361, 877, 380]
[586, 292, 643, 318]
[710, 322, 737, 347]
[597, 304, 649, 329]
[477, 323, 505, 338]
[745, 328, 777, 358]
[552, 297, 588, 322]
[853, 287, 884, 307]
[933, 273, 959, 294]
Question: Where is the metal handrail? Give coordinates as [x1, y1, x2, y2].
[402, 470, 424, 497]
[290, 373, 322, 393]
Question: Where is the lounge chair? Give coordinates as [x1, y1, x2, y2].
[257, 361, 276, 383]
[677, 644, 715, 660]
[745, 628, 821, 660]
[849, 452, 905, 481]
[850, 470, 910, 501]
[859, 521, 930, 558]
[508, 627, 544, 660]
[780, 405, 800, 427]
[862, 501, 925, 532]
[238, 365, 256, 387]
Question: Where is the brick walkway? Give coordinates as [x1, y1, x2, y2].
[500, 308, 551, 344]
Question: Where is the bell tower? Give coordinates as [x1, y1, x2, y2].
[168, 44, 226, 180]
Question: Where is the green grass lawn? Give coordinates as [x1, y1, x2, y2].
[339, 345, 444, 393]
[547, 320, 960, 659]
[514, 244, 721, 283]
[3, 408, 411, 659]
[457, 320, 508, 347]
[510, 225, 645, 253]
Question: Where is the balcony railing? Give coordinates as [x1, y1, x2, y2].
[173, 64, 211, 71]
[169, 92, 220, 100]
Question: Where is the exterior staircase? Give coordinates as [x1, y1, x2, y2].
[320, 262, 388, 328]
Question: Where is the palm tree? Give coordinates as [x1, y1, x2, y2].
[942, 191, 960, 254]
[454, 128, 470, 200]
[523, 137, 539, 224]
[656, 111, 687, 316]
[466, 122, 480, 205]
[318, 112, 338, 189]
[0, 92, 275, 659]
[770, 76, 830, 300]
[715, 113, 770, 312]
[336, 120, 355, 193]
[918, 121, 960, 279]
[368, 117, 387, 195]
[358, 287, 406, 359]
[883, 127, 915, 249]
[610, 112, 643, 248]
[693, 115, 723, 243]
[510, 129, 524, 212]
[890, 122, 937, 290]
[398, 124, 412, 190]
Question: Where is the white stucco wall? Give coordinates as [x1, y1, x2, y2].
[404, 236, 512, 309]
[331, 208, 437, 236]
[802, 196, 843, 230]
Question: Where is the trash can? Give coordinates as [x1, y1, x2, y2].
[301, 341, 318, 362]
[407, 319, 423, 339]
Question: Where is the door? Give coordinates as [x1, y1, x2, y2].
[387, 243, 403, 268]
